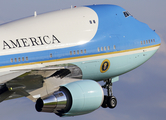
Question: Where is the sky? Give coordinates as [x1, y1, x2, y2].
[0, 0, 166, 120]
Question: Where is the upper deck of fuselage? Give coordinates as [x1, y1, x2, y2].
[0, 4, 161, 54]
[86, 4, 161, 51]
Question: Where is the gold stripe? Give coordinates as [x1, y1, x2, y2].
[0, 44, 160, 69]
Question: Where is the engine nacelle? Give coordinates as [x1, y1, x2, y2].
[35, 80, 104, 117]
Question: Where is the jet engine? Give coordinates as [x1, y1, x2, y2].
[35, 80, 104, 117]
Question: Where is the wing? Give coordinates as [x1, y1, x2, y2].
[0, 64, 82, 102]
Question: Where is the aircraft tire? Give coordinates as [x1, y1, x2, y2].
[107, 96, 117, 109]
[101, 95, 108, 108]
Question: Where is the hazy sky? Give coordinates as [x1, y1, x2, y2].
[0, 0, 166, 120]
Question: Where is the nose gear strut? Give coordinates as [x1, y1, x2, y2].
[101, 79, 117, 109]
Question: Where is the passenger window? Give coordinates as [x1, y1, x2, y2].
[151, 39, 153, 43]
[26, 57, 28, 61]
[81, 50, 83, 54]
[98, 47, 100, 52]
[93, 20, 96, 24]
[77, 50, 79, 54]
[153, 39, 155, 42]
[11, 58, 13, 63]
[101, 47, 103, 51]
[141, 41, 143, 45]
[84, 49, 86, 53]
[22, 57, 24, 61]
[70, 51, 72, 55]
[73, 51, 76, 55]
[50, 54, 52, 58]
[108, 46, 110, 50]
[15, 58, 17, 62]
[104, 46, 106, 51]
[113, 45, 116, 49]
[89, 20, 92, 24]
[18, 58, 21, 62]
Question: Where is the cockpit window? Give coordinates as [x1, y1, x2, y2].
[123, 11, 131, 18]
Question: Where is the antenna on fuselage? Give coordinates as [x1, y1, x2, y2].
[34, 11, 37, 17]
[71, 5, 76, 9]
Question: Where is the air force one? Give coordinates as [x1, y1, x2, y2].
[0, 4, 161, 117]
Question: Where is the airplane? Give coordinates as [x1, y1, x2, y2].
[0, 4, 161, 117]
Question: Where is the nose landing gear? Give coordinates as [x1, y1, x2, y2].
[101, 79, 117, 109]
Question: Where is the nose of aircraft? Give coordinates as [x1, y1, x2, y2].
[155, 31, 161, 46]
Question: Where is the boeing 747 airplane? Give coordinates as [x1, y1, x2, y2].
[0, 4, 161, 117]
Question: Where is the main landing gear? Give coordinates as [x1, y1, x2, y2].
[101, 79, 117, 109]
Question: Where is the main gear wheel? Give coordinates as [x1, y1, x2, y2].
[101, 79, 117, 109]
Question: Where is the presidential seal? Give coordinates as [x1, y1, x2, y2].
[100, 59, 110, 73]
